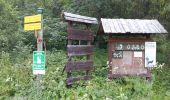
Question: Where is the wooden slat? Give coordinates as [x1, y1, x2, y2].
[66, 76, 91, 85]
[64, 12, 97, 21]
[112, 19, 122, 33]
[116, 19, 126, 33]
[151, 20, 161, 33]
[67, 45, 93, 56]
[100, 18, 168, 34]
[133, 19, 142, 33]
[101, 18, 112, 33]
[63, 12, 98, 24]
[154, 20, 168, 33]
[66, 60, 93, 72]
[67, 28, 93, 41]
[108, 19, 117, 33]
[120, 19, 131, 33]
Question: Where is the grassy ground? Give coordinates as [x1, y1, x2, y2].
[0, 49, 170, 100]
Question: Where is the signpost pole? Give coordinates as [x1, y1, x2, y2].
[36, 8, 44, 100]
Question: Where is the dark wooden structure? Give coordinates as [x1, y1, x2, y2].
[98, 18, 168, 79]
[63, 12, 98, 85]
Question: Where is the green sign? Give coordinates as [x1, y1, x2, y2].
[33, 51, 45, 75]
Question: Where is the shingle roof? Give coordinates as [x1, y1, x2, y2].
[100, 18, 168, 34]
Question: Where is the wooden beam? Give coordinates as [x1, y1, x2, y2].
[67, 45, 93, 56]
[67, 28, 93, 41]
[66, 60, 93, 72]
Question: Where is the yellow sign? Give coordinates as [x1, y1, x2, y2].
[24, 14, 42, 23]
[24, 23, 41, 31]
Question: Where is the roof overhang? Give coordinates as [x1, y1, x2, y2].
[63, 12, 98, 25]
[98, 18, 168, 35]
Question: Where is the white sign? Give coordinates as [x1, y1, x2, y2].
[134, 51, 143, 57]
[145, 42, 156, 67]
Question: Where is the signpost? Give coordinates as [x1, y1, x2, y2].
[24, 14, 42, 31]
[24, 8, 44, 99]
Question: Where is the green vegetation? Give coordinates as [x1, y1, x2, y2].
[0, 0, 170, 99]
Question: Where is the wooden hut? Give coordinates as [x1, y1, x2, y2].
[98, 18, 168, 79]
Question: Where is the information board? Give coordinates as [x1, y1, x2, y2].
[145, 42, 156, 67]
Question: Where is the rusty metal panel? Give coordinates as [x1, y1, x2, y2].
[67, 28, 93, 41]
[66, 60, 93, 72]
[67, 45, 93, 56]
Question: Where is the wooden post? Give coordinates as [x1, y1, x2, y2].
[86, 24, 91, 76]
[35, 14, 43, 100]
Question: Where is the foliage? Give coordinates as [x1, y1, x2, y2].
[0, 0, 170, 99]
[0, 49, 169, 100]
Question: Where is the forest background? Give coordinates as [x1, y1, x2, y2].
[0, 0, 170, 99]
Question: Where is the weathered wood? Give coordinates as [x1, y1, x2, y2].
[66, 75, 91, 85]
[66, 60, 93, 72]
[120, 19, 130, 33]
[67, 45, 93, 56]
[63, 12, 98, 24]
[67, 28, 93, 41]
[101, 18, 111, 33]
[99, 18, 168, 34]
[154, 20, 168, 33]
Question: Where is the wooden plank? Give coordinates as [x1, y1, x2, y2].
[138, 20, 148, 33]
[120, 19, 131, 33]
[150, 20, 162, 33]
[64, 12, 97, 21]
[67, 28, 93, 41]
[150, 20, 161, 33]
[142, 20, 152, 33]
[101, 18, 112, 33]
[100, 18, 168, 34]
[63, 12, 98, 24]
[66, 60, 93, 72]
[133, 19, 142, 33]
[135, 20, 143, 33]
[112, 19, 122, 33]
[145, 20, 156, 33]
[66, 75, 91, 85]
[116, 19, 126, 33]
[153, 20, 168, 33]
[65, 16, 98, 24]
[126, 19, 134, 33]
[107, 19, 117, 33]
[67, 45, 93, 56]
[130, 19, 139, 33]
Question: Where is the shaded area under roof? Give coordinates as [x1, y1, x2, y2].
[63, 12, 98, 24]
[99, 18, 168, 34]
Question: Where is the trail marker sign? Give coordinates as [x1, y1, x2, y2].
[24, 14, 42, 23]
[24, 14, 42, 31]
[24, 23, 41, 31]
[33, 51, 45, 75]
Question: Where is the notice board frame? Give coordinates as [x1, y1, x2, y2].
[108, 34, 152, 79]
